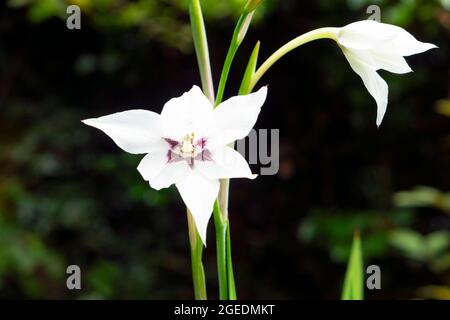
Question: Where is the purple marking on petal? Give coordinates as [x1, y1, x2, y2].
[186, 157, 194, 168]
[167, 150, 184, 163]
[194, 149, 213, 162]
[196, 137, 207, 149]
[164, 138, 179, 149]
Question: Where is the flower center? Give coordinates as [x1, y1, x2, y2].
[164, 133, 210, 167]
[180, 133, 196, 157]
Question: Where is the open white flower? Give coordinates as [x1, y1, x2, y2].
[82, 85, 267, 244]
[333, 20, 437, 126]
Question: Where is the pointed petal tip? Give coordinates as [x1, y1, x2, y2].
[81, 118, 94, 126]
[376, 118, 382, 128]
[197, 227, 208, 247]
[253, 85, 268, 101]
[420, 42, 438, 52]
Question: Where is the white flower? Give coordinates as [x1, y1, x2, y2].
[82, 86, 267, 244]
[334, 20, 437, 126]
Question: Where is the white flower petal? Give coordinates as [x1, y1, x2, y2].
[176, 170, 220, 245]
[389, 26, 437, 56]
[137, 147, 170, 181]
[160, 86, 214, 140]
[196, 146, 256, 180]
[339, 45, 412, 74]
[82, 109, 162, 154]
[148, 161, 189, 190]
[207, 86, 267, 148]
[338, 20, 398, 50]
[368, 48, 412, 74]
[338, 20, 437, 58]
[343, 49, 388, 126]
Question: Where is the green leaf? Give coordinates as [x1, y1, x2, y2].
[239, 41, 260, 95]
[341, 231, 364, 300]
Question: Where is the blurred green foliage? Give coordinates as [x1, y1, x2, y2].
[299, 208, 415, 262]
[389, 229, 450, 271]
[6, 0, 274, 52]
[394, 186, 450, 213]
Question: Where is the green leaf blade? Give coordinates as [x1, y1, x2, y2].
[341, 231, 364, 300]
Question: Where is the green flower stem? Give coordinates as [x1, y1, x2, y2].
[189, 0, 215, 102]
[187, 209, 207, 300]
[213, 199, 237, 300]
[189, 0, 214, 300]
[215, 11, 254, 106]
[248, 27, 338, 92]
[213, 200, 228, 299]
[189, 0, 255, 300]
[211, 6, 256, 299]
[226, 221, 236, 299]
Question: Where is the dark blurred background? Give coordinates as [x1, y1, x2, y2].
[0, 0, 449, 299]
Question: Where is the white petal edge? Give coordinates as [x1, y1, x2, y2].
[137, 147, 170, 181]
[348, 46, 412, 74]
[338, 20, 398, 50]
[176, 170, 220, 245]
[388, 25, 438, 56]
[207, 86, 268, 148]
[343, 48, 389, 127]
[196, 146, 257, 180]
[368, 47, 412, 74]
[147, 161, 189, 191]
[160, 85, 214, 141]
[338, 20, 437, 57]
[82, 109, 163, 154]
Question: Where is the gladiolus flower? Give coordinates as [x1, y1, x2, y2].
[333, 20, 437, 126]
[82, 86, 267, 244]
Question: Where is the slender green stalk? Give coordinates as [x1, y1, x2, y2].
[213, 201, 228, 299]
[226, 222, 237, 299]
[188, 0, 214, 300]
[189, 0, 215, 102]
[215, 11, 254, 106]
[211, 4, 257, 299]
[187, 209, 207, 300]
[248, 27, 338, 92]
